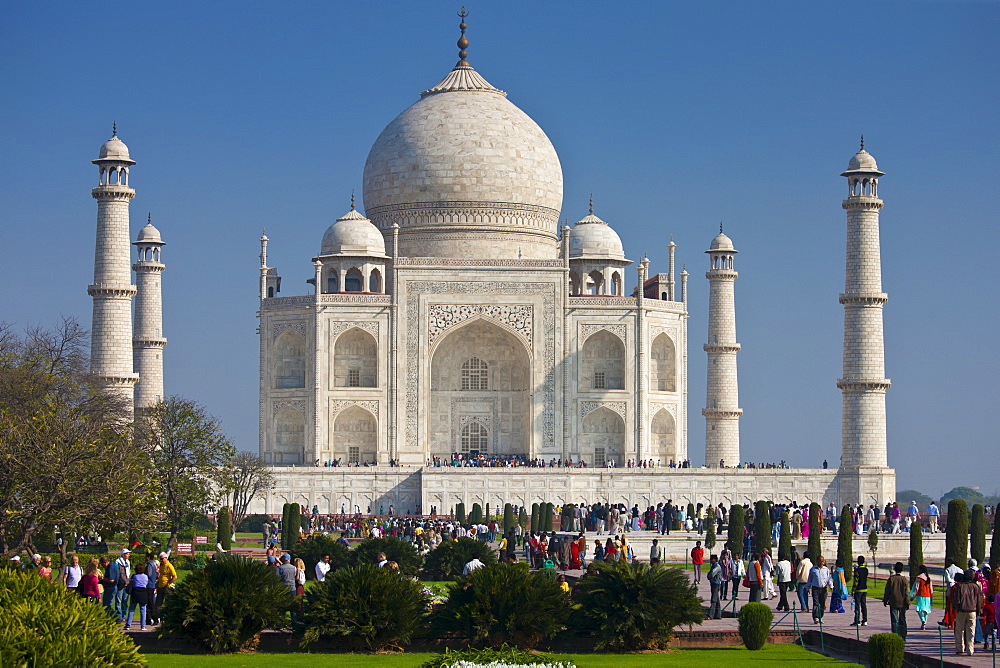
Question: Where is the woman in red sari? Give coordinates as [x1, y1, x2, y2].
[570, 536, 581, 569]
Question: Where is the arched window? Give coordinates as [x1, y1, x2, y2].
[461, 421, 489, 454]
[274, 330, 306, 388]
[333, 328, 377, 388]
[580, 330, 625, 391]
[267, 286, 274, 298]
[611, 272, 622, 296]
[344, 268, 363, 292]
[588, 270, 604, 295]
[369, 268, 382, 293]
[461, 357, 489, 391]
[650, 333, 677, 392]
[274, 406, 305, 465]
[326, 273, 339, 294]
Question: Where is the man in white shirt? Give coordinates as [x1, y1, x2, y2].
[315, 553, 332, 582]
[462, 557, 484, 575]
[775, 553, 793, 611]
[376, 552, 388, 568]
[795, 553, 814, 612]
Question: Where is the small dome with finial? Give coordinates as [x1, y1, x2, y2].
[569, 197, 626, 261]
[843, 135, 884, 175]
[95, 122, 136, 164]
[320, 198, 387, 257]
[135, 213, 164, 245]
[709, 224, 735, 251]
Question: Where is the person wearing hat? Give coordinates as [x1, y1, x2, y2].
[277, 554, 297, 593]
[112, 549, 132, 622]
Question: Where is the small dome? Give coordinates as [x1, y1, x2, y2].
[320, 209, 387, 257]
[96, 134, 134, 163]
[709, 231, 735, 251]
[847, 149, 878, 172]
[135, 222, 163, 244]
[569, 214, 625, 261]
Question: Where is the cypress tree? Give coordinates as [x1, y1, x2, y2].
[503, 503, 515, 532]
[705, 508, 717, 551]
[530, 503, 540, 532]
[288, 503, 301, 548]
[687, 502, 696, 525]
[808, 503, 822, 562]
[216, 506, 232, 551]
[970, 503, 986, 564]
[727, 505, 745, 555]
[469, 502, 483, 524]
[908, 522, 923, 579]
[456, 502, 466, 524]
[544, 503, 555, 532]
[280, 503, 292, 551]
[518, 506, 529, 530]
[990, 504, 1000, 569]
[946, 499, 968, 567]
[837, 505, 853, 582]
[779, 511, 792, 561]
[753, 501, 771, 556]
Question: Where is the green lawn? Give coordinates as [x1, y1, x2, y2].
[143, 646, 858, 667]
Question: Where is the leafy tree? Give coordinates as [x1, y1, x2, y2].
[970, 503, 986, 564]
[945, 499, 968, 566]
[572, 561, 703, 650]
[779, 511, 792, 561]
[808, 503, 823, 562]
[298, 564, 428, 651]
[216, 506, 232, 551]
[141, 396, 236, 549]
[469, 503, 484, 524]
[908, 523, 923, 579]
[838, 505, 854, 582]
[941, 487, 986, 507]
[220, 452, 274, 533]
[0, 318, 159, 557]
[753, 501, 771, 556]
[991, 504, 1000, 569]
[432, 563, 570, 648]
[160, 553, 293, 653]
[726, 505, 745, 555]
[423, 536, 497, 580]
[897, 489, 934, 509]
[868, 529, 879, 565]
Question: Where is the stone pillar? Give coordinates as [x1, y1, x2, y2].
[838, 141, 890, 468]
[89, 129, 138, 412]
[132, 218, 166, 409]
[703, 230, 741, 468]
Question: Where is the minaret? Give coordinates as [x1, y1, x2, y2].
[89, 124, 138, 411]
[838, 138, 890, 468]
[703, 227, 742, 467]
[132, 215, 166, 409]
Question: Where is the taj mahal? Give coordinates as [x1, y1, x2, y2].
[83, 15, 895, 515]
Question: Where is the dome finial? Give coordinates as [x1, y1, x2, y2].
[351, 189, 356, 210]
[456, 7, 471, 68]
[147, 212, 151, 224]
[112, 120, 117, 137]
[720, 221, 724, 233]
[860, 134, 865, 151]
[589, 194, 594, 215]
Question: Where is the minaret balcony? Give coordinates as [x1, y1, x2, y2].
[88, 283, 137, 298]
[839, 293, 888, 306]
[705, 269, 738, 279]
[836, 378, 891, 391]
[703, 343, 741, 353]
[91, 186, 135, 201]
[93, 373, 139, 386]
[841, 197, 883, 211]
[702, 408, 743, 418]
[133, 337, 167, 348]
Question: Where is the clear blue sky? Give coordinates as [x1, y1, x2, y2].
[2, 1, 997, 499]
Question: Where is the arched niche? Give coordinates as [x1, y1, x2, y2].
[333, 328, 377, 388]
[650, 332, 677, 392]
[580, 329, 625, 391]
[274, 406, 305, 465]
[274, 330, 306, 389]
[650, 408, 676, 464]
[332, 405, 377, 465]
[581, 407, 624, 467]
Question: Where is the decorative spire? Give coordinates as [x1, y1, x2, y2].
[860, 134, 865, 151]
[720, 222, 724, 233]
[456, 7, 470, 67]
[350, 189, 356, 211]
[588, 194, 594, 215]
[112, 121, 117, 137]
[147, 212, 151, 224]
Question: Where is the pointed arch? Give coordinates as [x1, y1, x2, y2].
[333, 327, 377, 388]
[650, 408, 676, 464]
[274, 329, 306, 388]
[332, 405, 377, 464]
[580, 329, 625, 390]
[369, 268, 382, 293]
[582, 406, 625, 467]
[460, 420, 489, 454]
[611, 271, 622, 296]
[344, 268, 363, 292]
[274, 406, 305, 465]
[650, 332, 676, 392]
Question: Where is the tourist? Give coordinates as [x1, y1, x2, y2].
[939, 556, 964, 628]
[747, 552, 763, 603]
[791, 510, 803, 539]
[982, 594, 996, 651]
[649, 538, 662, 565]
[927, 501, 940, 533]
[761, 548, 775, 600]
[462, 556, 485, 575]
[718, 549, 733, 599]
[577, 534, 588, 568]
[593, 539, 605, 562]
[557, 574, 570, 594]
[808, 555, 832, 624]
[827, 503, 838, 535]
[906, 500, 920, 532]
[707, 554, 724, 619]
[155, 552, 177, 620]
[61, 554, 82, 591]
[123, 565, 151, 631]
[691, 540, 704, 582]
[911, 564, 933, 630]
[953, 570, 983, 656]
[883, 561, 909, 639]
[775, 551, 792, 612]
[277, 554, 297, 593]
[24, 554, 42, 572]
[37, 555, 53, 580]
[730, 552, 746, 600]
[294, 558, 306, 598]
[829, 559, 848, 613]
[851, 555, 869, 626]
[143, 553, 159, 625]
[796, 551, 814, 612]
[890, 502, 902, 534]
[79, 558, 101, 603]
[376, 552, 388, 568]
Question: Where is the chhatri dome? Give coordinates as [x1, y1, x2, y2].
[95, 123, 135, 164]
[842, 135, 884, 175]
[320, 200, 388, 257]
[709, 229, 735, 251]
[569, 204, 626, 261]
[362, 10, 563, 260]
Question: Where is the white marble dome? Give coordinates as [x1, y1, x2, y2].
[320, 208, 387, 257]
[569, 214, 625, 261]
[97, 135, 133, 162]
[847, 149, 879, 172]
[136, 222, 163, 243]
[710, 231, 735, 251]
[361, 64, 564, 259]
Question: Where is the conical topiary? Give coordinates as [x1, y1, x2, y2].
[970, 503, 986, 564]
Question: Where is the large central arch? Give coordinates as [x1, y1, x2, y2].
[429, 318, 531, 459]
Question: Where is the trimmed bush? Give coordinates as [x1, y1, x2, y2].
[351, 536, 423, 577]
[779, 511, 792, 561]
[572, 561, 703, 650]
[456, 502, 466, 525]
[543, 503, 554, 532]
[908, 523, 923, 579]
[970, 503, 986, 564]
[503, 503, 515, 532]
[946, 499, 968, 566]
[431, 563, 570, 648]
[518, 506, 528, 530]
[0, 569, 145, 666]
[838, 505, 854, 582]
[808, 503, 823, 562]
[738, 601, 773, 650]
[423, 536, 497, 580]
[705, 509, 717, 552]
[868, 632, 905, 668]
[726, 505, 745, 555]
[216, 506, 232, 551]
[469, 502, 484, 524]
[298, 564, 427, 651]
[160, 553, 293, 653]
[753, 501, 771, 556]
[530, 503, 540, 531]
[991, 504, 1000, 569]
[237, 513, 272, 533]
[290, 535, 352, 579]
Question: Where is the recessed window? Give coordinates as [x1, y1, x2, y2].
[594, 371, 606, 390]
[594, 446, 606, 467]
[348, 446, 360, 463]
[348, 369, 361, 387]
[461, 422, 488, 454]
[461, 357, 489, 391]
